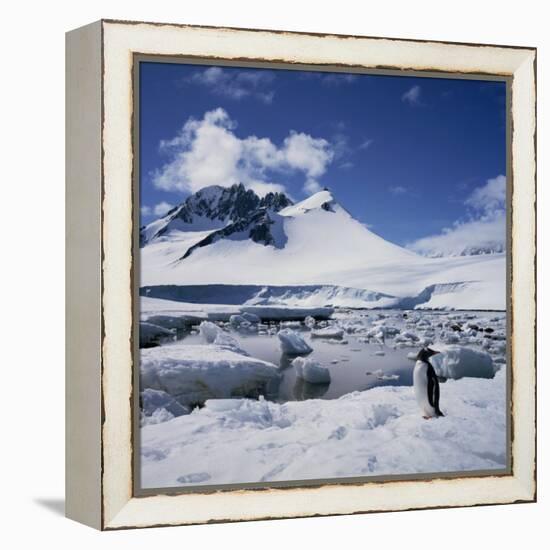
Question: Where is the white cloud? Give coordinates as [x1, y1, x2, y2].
[141, 202, 175, 218]
[402, 85, 421, 105]
[153, 108, 334, 196]
[465, 174, 506, 214]
[302, 72, 359, 86]
[303, 179, 322, 194]
[359, 138, 374, 150]
[320, 73, 358, 86]
[389, 185, 407, 195]
[153, 201, 174, 216]
[408, 175, 506, 257]
[187, 67, 275, 103]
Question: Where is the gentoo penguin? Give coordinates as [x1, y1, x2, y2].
[413, 347, 444, 419]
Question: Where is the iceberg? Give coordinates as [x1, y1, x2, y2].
[292, 357, 331, 384]
[431, 345, 494, 379]
[277, 328, 313, 355]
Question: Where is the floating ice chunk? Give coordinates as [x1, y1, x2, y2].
[199, 321, 220, 343]
[292, 357, 331, 384]
[213, 331, 247, 354]
[304, 315, 316, 329]
[431, 345, 494, 379]
[281, 320, 302, 329]
[198, 320, 246, 353]
[394, 331, 419, 343]
[141, 408, 175, 426]
[242, 312, 261, 324]
[141, 388, 190, 422]
[311, 326, 345, 339]
[277, 328, 313, 355]
[377, 373, 399, 381]
[442, 332, 460, 344]
[374, 351, 385, 356]
[140, 322, 175, 347]
[229, 314, 247, 328]
[242, 306, 334, 321]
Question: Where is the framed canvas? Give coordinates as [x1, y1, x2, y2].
[66, 19, 536, 530]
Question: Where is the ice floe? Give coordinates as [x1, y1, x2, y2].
[140, 343, 281, 409]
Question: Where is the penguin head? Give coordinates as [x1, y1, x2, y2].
[416, 347, 440, 362]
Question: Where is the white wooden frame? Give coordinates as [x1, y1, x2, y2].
[66, 19, 536, 530]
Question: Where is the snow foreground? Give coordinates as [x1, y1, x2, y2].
[141, 369, 507, 488]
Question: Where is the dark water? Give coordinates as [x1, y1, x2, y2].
[149, 308, 506, 404]
[178, 327, 415, 402]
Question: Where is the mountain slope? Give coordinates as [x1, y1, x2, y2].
[140, 185, 506, 310]
[140, 183, 291, 246]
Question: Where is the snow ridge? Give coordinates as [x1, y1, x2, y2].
[141, 183, 292, 245]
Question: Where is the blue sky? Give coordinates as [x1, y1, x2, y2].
[139, 61, 506, 252]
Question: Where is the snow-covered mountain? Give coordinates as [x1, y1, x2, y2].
[140, 183, 291, 246]
[140, 184, 506, 310]
[417, 243, 506, 258]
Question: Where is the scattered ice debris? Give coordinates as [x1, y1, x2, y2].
[292, 357, 331, 384]
[311, 326, 345, 339]
[277, 328, 313, 355]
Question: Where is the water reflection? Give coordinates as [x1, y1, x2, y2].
[293, 378, 330, 400]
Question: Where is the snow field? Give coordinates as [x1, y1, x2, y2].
[141, 368, 507, 488]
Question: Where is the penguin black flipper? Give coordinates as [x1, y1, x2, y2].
[427, 363, 444, 417]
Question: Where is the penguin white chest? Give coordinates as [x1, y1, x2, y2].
[413, 360, 437, 417]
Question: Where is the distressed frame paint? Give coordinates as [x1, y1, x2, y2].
[131, 54, 513, 497]
[66, 19, 536, 530]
